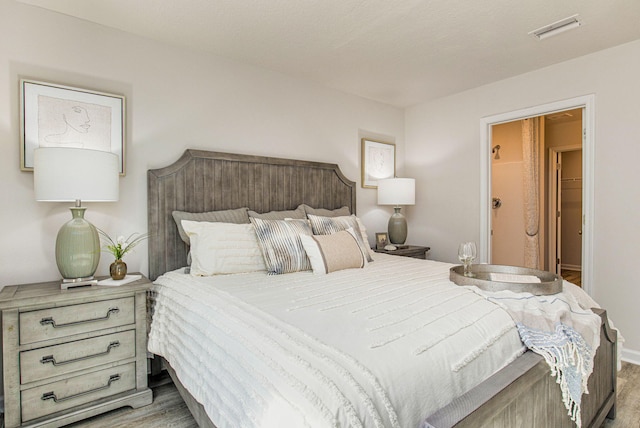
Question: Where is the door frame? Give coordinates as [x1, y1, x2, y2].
[549, 145, 582, 276]
[479, 95, 595, 295]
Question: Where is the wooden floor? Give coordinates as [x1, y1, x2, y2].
[604, 361, 640, 428]
[562, 269, 582, 287]
[65, 362, 640, 428]
[68, 376, 198, 428]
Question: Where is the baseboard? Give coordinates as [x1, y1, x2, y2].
[621, 347, 640, 365]
[561, 264, 581, 271]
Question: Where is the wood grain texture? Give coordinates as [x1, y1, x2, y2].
[147, 150, 356, 280]
[424, 308, 617, 428]
[66, 380, 199, 428]
[3, 309, 21, 428]
[562, 269, 582, 287]
[0, 277, 153, 428]
[374, 245, 430, 259]
[21, 363, 137, 422]
[605, 360, 640, 427]
[164, 360, 217, 428]
[60, 361, 640, 428]
[20, 330, 136, 384]
[19, 297, 134, 345]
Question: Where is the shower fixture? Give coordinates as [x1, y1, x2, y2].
[492, 145, 501, 160]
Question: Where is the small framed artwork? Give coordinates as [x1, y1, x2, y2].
[361, 138, 395, 188]
[375, 232, 389, 250]
[20, 79, 126, 174]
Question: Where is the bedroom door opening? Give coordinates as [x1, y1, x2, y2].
[490, 110, 583, 285]
[480, 95, 594, 294]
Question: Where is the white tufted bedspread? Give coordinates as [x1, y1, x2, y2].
[148, 254, 525, 428]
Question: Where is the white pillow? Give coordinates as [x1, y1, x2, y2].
[300, 228, 367, 275]
[181, 220, 266, 276]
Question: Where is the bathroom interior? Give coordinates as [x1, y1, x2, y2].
[491, 108, 583, 286]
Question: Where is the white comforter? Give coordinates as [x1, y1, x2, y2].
[148, 254, 525, 428]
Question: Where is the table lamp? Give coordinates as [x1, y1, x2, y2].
[34, 148, 119, 288]
[377, 178, 415, 245]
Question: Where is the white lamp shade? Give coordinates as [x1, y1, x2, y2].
[34, 148, 119, 202]
[378, 178, 415, 205]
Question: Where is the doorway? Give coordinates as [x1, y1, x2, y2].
[480, 95, 594, 294]
[489, 110, 583, 283]
[550, 147, 583, 286]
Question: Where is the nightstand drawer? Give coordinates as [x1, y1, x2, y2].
[20, 330, 136, 384]
[21, 362, 136, 422]
[19, 297, 135, 345]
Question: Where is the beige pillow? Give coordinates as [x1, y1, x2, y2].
[181, 220, 266, 276]
[300, 229, 367, 274]
[306, 214, 374, 261]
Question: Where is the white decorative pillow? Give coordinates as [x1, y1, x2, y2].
[307, 214, 374, 261]
[172, 207, 250, 246]
[353, 217, 375, 258]
[250, 218, 313, 275]
[181, 220, 266, 276]
[300, 228, 367, 274]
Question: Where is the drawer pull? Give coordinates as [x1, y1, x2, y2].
[40, 341, 121, 366]
[41, 374, 121, 403]
[39, 307, 120, 328]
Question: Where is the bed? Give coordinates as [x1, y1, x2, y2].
[147, 149, 617, 428]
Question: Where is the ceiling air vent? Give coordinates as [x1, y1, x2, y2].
[529, 15, 581, 40]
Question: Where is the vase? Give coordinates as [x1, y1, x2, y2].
[109, 259, 127, 280]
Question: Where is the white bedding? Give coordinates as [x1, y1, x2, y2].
[148, 254, 525, 428]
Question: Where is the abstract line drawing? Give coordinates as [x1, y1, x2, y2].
[39, 96, 112, 150]
[21, 80, 125, 174]
[361, 138, 395, 188]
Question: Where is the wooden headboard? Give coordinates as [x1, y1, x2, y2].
[147, 149, 356, 280]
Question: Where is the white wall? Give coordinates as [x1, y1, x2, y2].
[491, 121, 525, 267]
[0, 0, 404, 287]
[406, 39, 640, 359]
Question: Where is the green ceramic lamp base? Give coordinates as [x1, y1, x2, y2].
[55, 206, 101, 282]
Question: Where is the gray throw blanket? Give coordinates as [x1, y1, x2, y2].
[472, 282, 602, 427]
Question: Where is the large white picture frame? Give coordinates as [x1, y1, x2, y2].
[361, 138, 395, 188]
[20, 79, 126, 174]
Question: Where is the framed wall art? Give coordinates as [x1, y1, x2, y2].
[375, 232, 389, 250]
[361, 138, 395, 188]
[20, 79, 126, 174]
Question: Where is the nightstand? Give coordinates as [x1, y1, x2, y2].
[0, 275, 153, 427]
[373, 245, 430, 260]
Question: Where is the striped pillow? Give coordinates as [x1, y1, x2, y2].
[307, 214, 374, 262]
[251, 218, 313, 275]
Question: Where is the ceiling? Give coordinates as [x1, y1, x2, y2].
[545, 108, 582, 124]
[17, 0, 640, 108]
